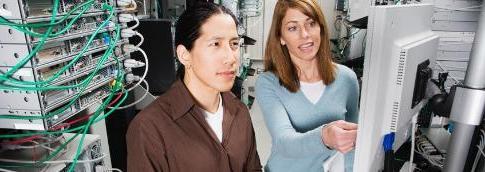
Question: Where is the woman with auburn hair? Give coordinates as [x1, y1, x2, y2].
[255, 0, 359, 171]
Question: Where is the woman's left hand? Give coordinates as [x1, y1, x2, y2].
[321, 120, 358, 153]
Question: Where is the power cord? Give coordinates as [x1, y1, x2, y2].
[118, 13, 140, 30]
[122, 45, 148, 92]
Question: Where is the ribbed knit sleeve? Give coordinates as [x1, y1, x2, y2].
[255, 73, 333, 159]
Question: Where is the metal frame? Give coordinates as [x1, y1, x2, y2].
[444, 6, 485, 172]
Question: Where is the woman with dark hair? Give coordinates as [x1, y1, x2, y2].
[255, 0, 358, 171]
[126, 2, 262, 172]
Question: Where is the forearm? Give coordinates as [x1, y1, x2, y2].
[271, 125, 333, 158]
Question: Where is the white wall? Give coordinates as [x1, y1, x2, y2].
[426, 0, 482, 89]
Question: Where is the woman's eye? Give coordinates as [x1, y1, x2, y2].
[310, 21, 317, 27]
[288, 26, 297, 31]
[210, 42, 220, 47]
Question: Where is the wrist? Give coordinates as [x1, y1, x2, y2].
[321, 124, 333, 150]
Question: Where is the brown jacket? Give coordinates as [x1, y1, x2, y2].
[126, 80, 262, 172]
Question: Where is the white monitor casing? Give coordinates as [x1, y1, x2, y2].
[353, 4, 439, 172]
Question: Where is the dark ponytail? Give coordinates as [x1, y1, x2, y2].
[174, 2, 238, 79]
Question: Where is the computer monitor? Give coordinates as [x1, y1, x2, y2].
[353, 4, 439, 172]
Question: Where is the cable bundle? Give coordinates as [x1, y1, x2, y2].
[0, 0, 148, 171]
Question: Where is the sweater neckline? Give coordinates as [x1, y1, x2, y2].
[297, 81, 333, 106]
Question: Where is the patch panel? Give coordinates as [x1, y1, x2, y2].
[44, 64, 119, 111]
[0, 64, 120, 130]
[0, 13, 120, 45]
[42, 82, 74, 108]
[43, 85, 72, 106]
[45, 103, 76, 128]
[1, 0, 111, 20]
[0, 28, 126, 68]
[36, 41, 68, 65]
[70, 52, 123, 75]
[0, 7, 125, 44]
[32, 24, 118, 44]
[35, 39, 127, 68]
[57, 54, 125, 86]
[0, 68, 107, 114]
[71, 55, 91, 72]
[68, 33, 108, 52]
[0, 49, 124, 86]
[78, 85, 110, 109]
[38, 62, 71, 81]
[0, 44, 124, 85]
[46, 79, 114, 128]
[28, 13, 116, 42]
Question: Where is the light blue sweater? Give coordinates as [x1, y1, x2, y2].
[255, 64, 359, 172]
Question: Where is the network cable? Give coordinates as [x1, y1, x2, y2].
[0, 0, 137, 171]
[0, 3, 117, 87]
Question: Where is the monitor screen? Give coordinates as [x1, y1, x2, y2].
[353, 4, 439, 172]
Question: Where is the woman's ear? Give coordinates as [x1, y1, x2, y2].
[280, 38, 286, 45]
[176, 45, 191, 67]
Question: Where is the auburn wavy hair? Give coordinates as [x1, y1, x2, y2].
[264, 0, 335, 92]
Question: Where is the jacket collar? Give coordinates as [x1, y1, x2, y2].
[161, 79, 241, 120]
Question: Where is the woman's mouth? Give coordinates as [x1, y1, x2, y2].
[299, 42, 314, 52]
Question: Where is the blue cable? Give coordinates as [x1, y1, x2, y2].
[383, 132, 396, 172]
[383, 132, 395, 151]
